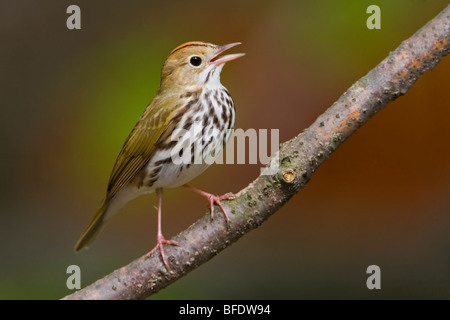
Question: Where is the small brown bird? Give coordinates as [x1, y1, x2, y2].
[75, 41, 244, 268]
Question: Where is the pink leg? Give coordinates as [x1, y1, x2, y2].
[183, 184, 235, 224]
[147, 188, 179, 269]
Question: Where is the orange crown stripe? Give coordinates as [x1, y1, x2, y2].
[169, 41, 214, 55]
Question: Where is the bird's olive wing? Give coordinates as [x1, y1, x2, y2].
[105, 95, 179, 200]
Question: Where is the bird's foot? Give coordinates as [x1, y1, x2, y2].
[147, 234, 179, 270]
[204, 192, 235, 223]
[184, 185, 235, 224]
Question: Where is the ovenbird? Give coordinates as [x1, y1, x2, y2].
[75, 41, 244, 268]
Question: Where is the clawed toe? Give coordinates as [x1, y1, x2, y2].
[147, 235, 179, 270]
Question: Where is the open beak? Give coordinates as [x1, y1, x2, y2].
[210, 42, 245, 66]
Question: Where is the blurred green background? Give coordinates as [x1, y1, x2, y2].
[1, 0, 449, 299]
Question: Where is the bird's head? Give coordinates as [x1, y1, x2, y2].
[159, 41, 244, 90]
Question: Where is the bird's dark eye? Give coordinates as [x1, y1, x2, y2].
[189, 56, 202, 67]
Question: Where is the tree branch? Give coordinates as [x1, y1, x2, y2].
[62, 5, 450, 300]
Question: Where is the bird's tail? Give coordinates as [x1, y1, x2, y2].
[74, 186, 143, 252]
[74, 203, 109, 253]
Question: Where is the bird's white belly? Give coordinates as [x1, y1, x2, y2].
[136, 86, 235, 191]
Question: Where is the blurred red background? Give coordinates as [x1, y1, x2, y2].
[1, 0, 448, 299]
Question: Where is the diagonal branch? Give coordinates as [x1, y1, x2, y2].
[62, 5, 450, 300]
